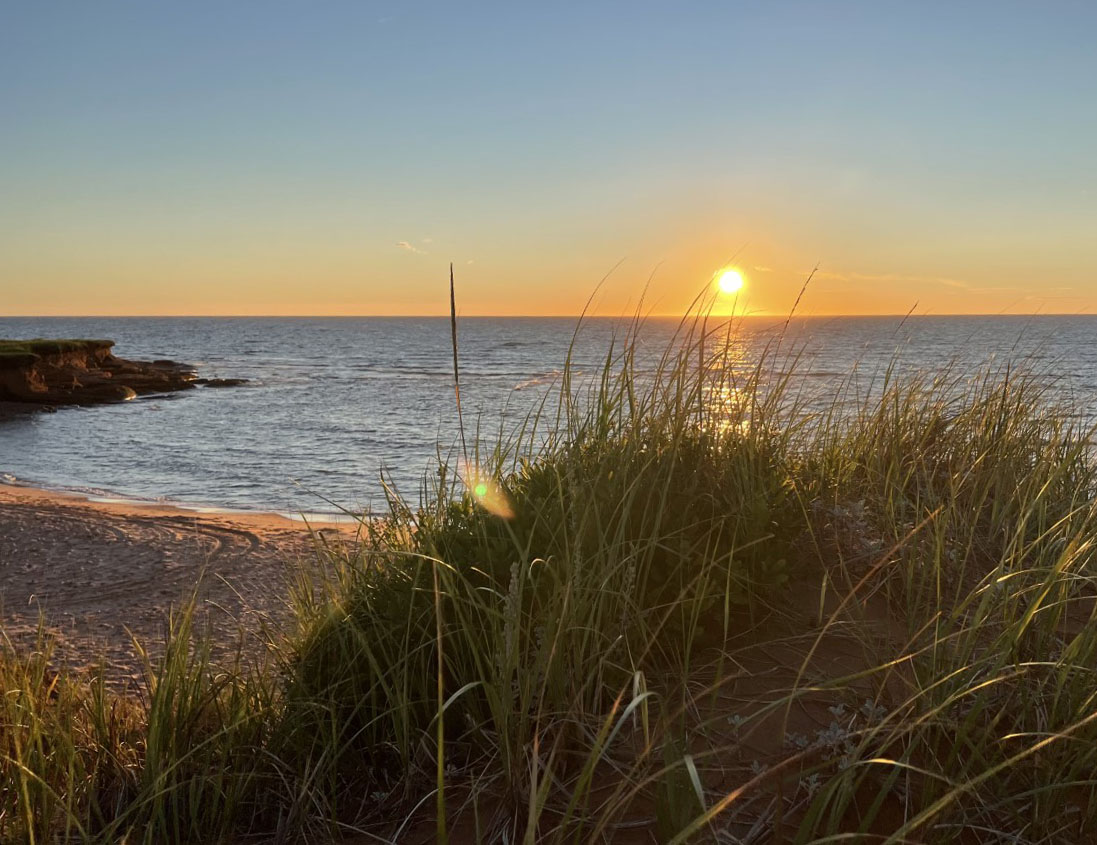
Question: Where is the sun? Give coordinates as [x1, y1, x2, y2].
[716, 268, 745, 295]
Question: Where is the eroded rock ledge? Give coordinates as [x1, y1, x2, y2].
[0, 339, 244, 406]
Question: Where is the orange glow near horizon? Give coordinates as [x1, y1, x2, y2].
[2, 247, 1092, 318]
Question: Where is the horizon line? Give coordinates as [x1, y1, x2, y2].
[2, 312, 1096, 320]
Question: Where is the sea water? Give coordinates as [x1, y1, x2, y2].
[1, 316, 1094, 516]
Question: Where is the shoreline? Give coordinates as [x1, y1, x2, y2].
[0, 482, 359, 687]
[0, 475, 362, 525]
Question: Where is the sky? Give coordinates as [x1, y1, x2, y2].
[2, 1, 1095, 317]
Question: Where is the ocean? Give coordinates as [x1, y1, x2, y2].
[1, 316, 1094, 517]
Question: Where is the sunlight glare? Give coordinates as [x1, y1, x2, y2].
[716, 269, 745, 295]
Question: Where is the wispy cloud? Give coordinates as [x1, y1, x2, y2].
[752, 265, 773, 273]
[812, 270, 970, 289]
[396, 241, 426, 255]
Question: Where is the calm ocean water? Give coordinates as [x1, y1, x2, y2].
[1, 316, 1095, 517]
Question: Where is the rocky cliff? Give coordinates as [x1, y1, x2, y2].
[0, 339, 231, 405]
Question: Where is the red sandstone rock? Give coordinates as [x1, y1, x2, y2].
[0, 340, 212, 406]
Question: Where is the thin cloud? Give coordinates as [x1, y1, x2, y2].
[813, 270, 970, 289]
[396, 241, 426, 255]
[752, 265, 773, 273]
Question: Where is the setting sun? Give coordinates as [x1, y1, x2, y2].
[716, 269, 745, 295]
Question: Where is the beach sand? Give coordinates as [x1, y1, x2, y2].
[0, 483, 358, 687]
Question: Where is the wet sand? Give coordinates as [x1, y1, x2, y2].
[0, 483, 358, 687]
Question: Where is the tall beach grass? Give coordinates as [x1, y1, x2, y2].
[2, 306, 1096, 842]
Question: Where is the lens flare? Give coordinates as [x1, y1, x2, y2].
[462, 463, 515, 519]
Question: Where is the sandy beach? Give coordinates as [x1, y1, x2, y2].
[0, 482, 357, 686]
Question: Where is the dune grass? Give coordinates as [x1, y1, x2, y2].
[2, 309, 1097, 842]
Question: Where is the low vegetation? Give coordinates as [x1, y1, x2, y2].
[2, 312, 1096, 843]
[0, 339, 113, 368]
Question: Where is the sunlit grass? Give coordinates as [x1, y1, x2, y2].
[2, 307, 1096, 842]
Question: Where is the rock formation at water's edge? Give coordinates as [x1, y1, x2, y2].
[0, 339, 243, 407]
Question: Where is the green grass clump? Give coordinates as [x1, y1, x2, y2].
[0, 339, 114, 369]
[280, 318, 801, 834]
[0, 609, 275, 844]
[3, 308, 1097, 842]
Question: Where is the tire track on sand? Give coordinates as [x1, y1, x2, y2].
[0, 485, 353, 688]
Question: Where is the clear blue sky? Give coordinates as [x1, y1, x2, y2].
[3, 1, 1095, 315]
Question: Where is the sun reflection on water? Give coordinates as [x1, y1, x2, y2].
[699, 319, 760, 437]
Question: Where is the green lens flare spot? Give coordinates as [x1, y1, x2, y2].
[474, 483, 488, 497]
